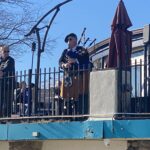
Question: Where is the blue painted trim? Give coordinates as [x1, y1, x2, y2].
[7, 121, 103, 140]
[0, 119, 150, 141]
[0, 125, 8, 140]
[103, 120, 150, 139]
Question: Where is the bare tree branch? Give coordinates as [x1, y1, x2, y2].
[0, 0, 59, 59]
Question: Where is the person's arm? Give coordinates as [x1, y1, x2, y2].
[59, 49, 66, 68]
[59, 49, 71, 69]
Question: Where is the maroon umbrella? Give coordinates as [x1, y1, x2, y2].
[107, 0, 132, 69]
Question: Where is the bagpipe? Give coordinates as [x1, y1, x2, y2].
[63, 47, 88, 90]
[61, 28, 95, 100]
[62, 49, 79, 94]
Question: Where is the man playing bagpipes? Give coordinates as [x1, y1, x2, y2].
[59, 33, 90, 115]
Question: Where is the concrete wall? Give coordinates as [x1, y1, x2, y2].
[2, 140, 150, 150]
[128, 141, 150, 150]
[0, 142, 9, 150]
[9, 141, 43, 150]
[42, 140, 127, 150]
[90, 69, 131, 117]
[0, 140, 128, 150]
[90, 70, 118, 116]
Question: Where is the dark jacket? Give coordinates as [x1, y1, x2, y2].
[59, 46, 90, 70]
[0, 56, 15, 76]
[0, 56, 15, 89]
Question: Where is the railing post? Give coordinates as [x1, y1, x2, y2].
[28, 69, 32, 116]
[117, 67, 122, 115]
[144, 44, 149, 112]
[144, 44, 148, 97]
[148, 43, 150, 99]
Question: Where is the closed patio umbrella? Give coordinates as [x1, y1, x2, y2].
[108, 0, 132, 69]
[107, 0, 132, 114]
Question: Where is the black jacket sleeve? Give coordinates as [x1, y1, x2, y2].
[1, 56, 15, 76]
[59, 49, 67, 68]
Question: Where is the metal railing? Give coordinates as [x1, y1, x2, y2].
[113, 60, 150, 119]
[0, 61, 150, 121]
[130, 60, 150, 114]
[0, 66, 90, 121]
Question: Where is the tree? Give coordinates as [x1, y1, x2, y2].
[0, 0, 56, 58]
[0, 1, 32, 56]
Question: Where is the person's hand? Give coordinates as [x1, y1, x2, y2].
[62, 63, 71, 68]
[0, 71, 3, 78]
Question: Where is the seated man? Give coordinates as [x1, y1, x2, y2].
[59, 33, 91, 115]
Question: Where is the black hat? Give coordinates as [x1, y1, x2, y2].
[64, 33, 77, 43]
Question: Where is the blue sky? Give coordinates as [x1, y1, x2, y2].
[16, 0, 150, 71]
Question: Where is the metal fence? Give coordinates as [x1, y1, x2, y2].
[130, 60, 150, 114]
[0, 67, 90, 120]
[113, 60, 150, 118]
[0, 62, 150, 121]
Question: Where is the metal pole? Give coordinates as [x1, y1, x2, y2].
[147, 44, 150, 96]
[34, 29, 41, 114]
[25, 0, 72, 37]
[31, 42, 36, 70]
[144, 44, 148, 112]
[144, 44, 147, 96]
[24, 0, 73, 115]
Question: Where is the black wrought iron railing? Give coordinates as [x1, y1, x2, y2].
[130, 60, 150, 114]
[112, 60, 150, 118]
[0, 66, 90, 120]
[0, 61, 150, 121]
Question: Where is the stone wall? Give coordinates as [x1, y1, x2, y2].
[0, 140, 127, 150]
[9, 141, 43, 150]
[2, 140, 150, 150]
[128, 141, 150, 150]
